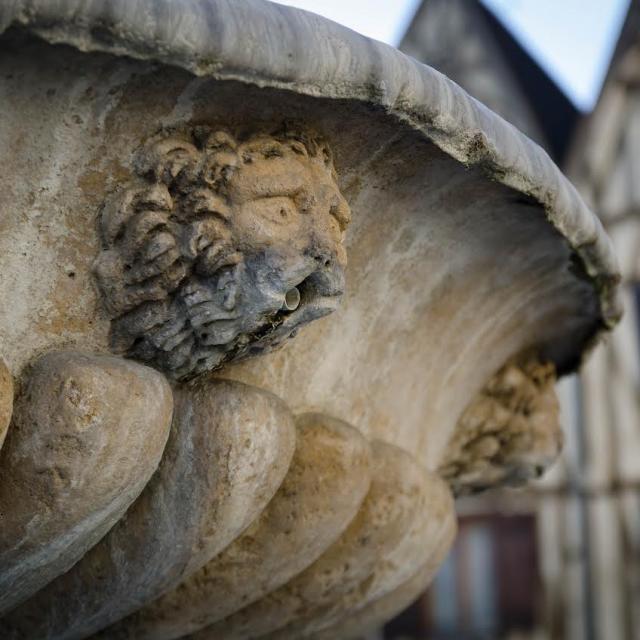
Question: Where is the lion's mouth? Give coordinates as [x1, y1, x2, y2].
[223, 265, 346, 363]
[278, 293, 342, 327]
[275, 270, 344, 331]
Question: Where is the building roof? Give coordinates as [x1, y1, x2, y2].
[400, 0, 580, 163]
[474, 1, 580, 162]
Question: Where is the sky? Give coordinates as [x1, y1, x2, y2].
[273, 0, 631, 111]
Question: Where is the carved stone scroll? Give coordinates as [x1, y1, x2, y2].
[190, 441, 455, 640]
[97, 414, 373, 640]
[0, 352, 173, 616]
[0, 379, 295, 640]
[308, 557, 446, 640]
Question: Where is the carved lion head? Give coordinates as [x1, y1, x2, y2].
[93, 127, 351, 380]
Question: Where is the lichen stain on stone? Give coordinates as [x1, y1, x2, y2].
[101, 68, 193, 141]
[77, 168, 110, 199]
[32, 226, 100, 340]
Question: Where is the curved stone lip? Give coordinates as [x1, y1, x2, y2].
[0, 0, 622, 338]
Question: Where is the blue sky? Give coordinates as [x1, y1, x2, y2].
[274, 0, 630, 111]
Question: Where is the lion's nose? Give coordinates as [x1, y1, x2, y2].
[313, 250, 334, 270]
[303, 257, 345, 299]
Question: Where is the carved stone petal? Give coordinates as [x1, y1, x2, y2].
[0, 357, 12, 451]
[0, 379, 295, 640]
[100, 413, 373, 640]
[0, 351, 173, 615]
[306, 478, 458, 640]
[306, 557, 447, 640]
[263, 443, 457, 639]
[191, 440, 455, 640]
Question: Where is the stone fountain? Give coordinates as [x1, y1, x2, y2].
[0, 1, 621, 638]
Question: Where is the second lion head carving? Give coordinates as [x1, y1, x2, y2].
[94, 127, 351, 380]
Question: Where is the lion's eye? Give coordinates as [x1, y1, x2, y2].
[256, 197, 299, 225]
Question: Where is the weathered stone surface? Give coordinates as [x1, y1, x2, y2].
[0, 351, 173, 615]
[0, 379, 295, 640]
[0, 0, 620, 329]
[0, 357, 13, 450]
[0, 1, 626, 635]
[307, 482, 457, 640]
[189, 440, 455, 640]
[101, 413, 372, 640]
[94, 127, 350, 380]
[307, 558, 446, 640]
[0, 17, 619, 473]
[439, 355, 562, 495]
[263, 445, 456, 639]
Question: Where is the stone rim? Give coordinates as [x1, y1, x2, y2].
[0, 0, 621, 347]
